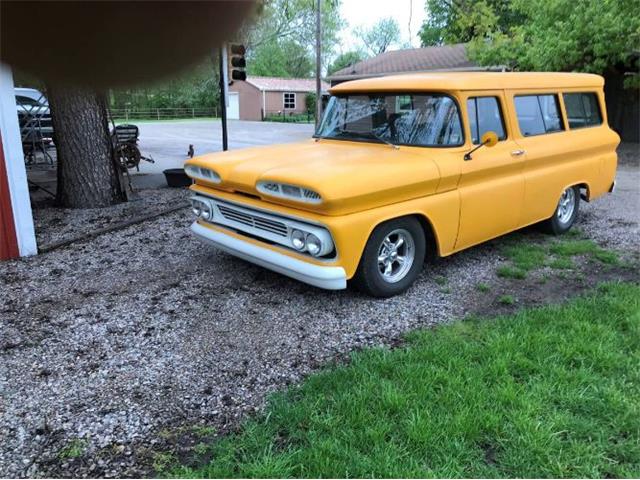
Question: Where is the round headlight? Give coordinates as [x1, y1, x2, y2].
[291, 229, 306, 250]
[306, 233, 322, 256]
[191, 201, 202, 217]
[200, 203, 212, 221]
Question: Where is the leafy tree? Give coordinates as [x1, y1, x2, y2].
[110, 59, 219, 111]
[305, 92, 317, 113]
[243, 0, 343, 78]
[419, 0, 521, 46]
[355, 17, 401, 56]
[248, 39, 314, 78]
[468, 0, 640, 80]
[419, 0, 639, 85]
[327, 51, 365, 75]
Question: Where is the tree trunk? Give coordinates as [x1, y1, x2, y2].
[47, 85, 125, 208]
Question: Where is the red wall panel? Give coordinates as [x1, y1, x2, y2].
[0, 132, 19, 259]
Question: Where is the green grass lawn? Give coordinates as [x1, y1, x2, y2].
[497, 235, 620, 280]
[175, 283, 640, 478]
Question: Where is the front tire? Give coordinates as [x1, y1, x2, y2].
[352, 217, 426, 297]
[541, 185, 580, 234]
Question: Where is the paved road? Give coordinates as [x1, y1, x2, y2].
[135, 119, 315, 175]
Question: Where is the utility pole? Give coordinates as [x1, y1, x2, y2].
[315, 0, 322, 129]
[218, 44, 229, 151]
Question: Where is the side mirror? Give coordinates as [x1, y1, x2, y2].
[480, 131, 499, 147]
[464, 130, 499, 161]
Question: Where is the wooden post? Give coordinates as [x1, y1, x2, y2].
[219, 45, 229, 151]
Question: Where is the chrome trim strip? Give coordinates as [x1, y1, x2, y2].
[185, 165, 221, 183]
[191, 222, 347, 290]
[256, 181, 322, 204]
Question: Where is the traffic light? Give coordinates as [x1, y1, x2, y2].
[228, 43, 246, 82]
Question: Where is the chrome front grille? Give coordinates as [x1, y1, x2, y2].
[191, 194, 337, 259]
[217, 203, 288, 237]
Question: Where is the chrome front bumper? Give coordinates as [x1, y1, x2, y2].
[191, 221, 347, 290]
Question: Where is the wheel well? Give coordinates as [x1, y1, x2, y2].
[576, 183, 591, 202]
[374, 214, 439, 260]
[363, 213, 439, 265]
[414, 214, 439, 262]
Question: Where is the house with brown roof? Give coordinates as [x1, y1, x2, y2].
[327, 43, 503, 86]
[229, 76, 330, 121]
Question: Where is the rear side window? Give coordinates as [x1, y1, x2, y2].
[563, 92, 602, 129]
[515, 94, 564, 136]
[467, 97, 506, 144]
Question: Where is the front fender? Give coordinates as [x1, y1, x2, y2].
[326, 190, 460, 278]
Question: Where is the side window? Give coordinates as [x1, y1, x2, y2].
[538, 95, 563, 132]
[515, 94, 563, 136]
[401, 95, 463, 146]
[563, 92, 602, 129]
[283, 92, 295, 109]
[467, 96, 506, 144]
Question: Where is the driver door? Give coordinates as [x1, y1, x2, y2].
[455, 91, 525, 250]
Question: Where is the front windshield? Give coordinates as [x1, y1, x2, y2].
[316, 93, 463, 147]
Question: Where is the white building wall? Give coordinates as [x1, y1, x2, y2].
[0, 63, 37, 256]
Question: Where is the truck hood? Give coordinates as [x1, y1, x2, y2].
[186, 139, 441, 215]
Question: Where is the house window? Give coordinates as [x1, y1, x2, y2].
[283, 92, 296, 109]
[395, 95, 413, 112]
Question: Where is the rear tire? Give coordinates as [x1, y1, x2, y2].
[540, 185, 580, 234]
[351, 217, 426, 297]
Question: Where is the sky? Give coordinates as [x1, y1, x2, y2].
[338, 0, 426, 53]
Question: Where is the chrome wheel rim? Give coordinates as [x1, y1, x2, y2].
[377, 228, 415, 283]
[557, 188, 576, 224]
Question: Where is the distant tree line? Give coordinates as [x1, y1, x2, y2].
[109, 59, 220, 111]
[108, 0, 346, 110]
[108, 3, 413, 110]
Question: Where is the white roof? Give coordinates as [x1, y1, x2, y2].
[245, 76, 329, 92]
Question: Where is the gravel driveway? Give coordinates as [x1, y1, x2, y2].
[1, 145, 638, 478]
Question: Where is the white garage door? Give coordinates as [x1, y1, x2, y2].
[227, 92, 239, 120]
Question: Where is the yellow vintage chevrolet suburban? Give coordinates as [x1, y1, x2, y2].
[185, 72, 619, 297]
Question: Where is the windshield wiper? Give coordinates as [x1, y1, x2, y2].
[339, 129, 399, 149]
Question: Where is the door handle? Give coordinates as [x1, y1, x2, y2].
[511, 149, 525, 156]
